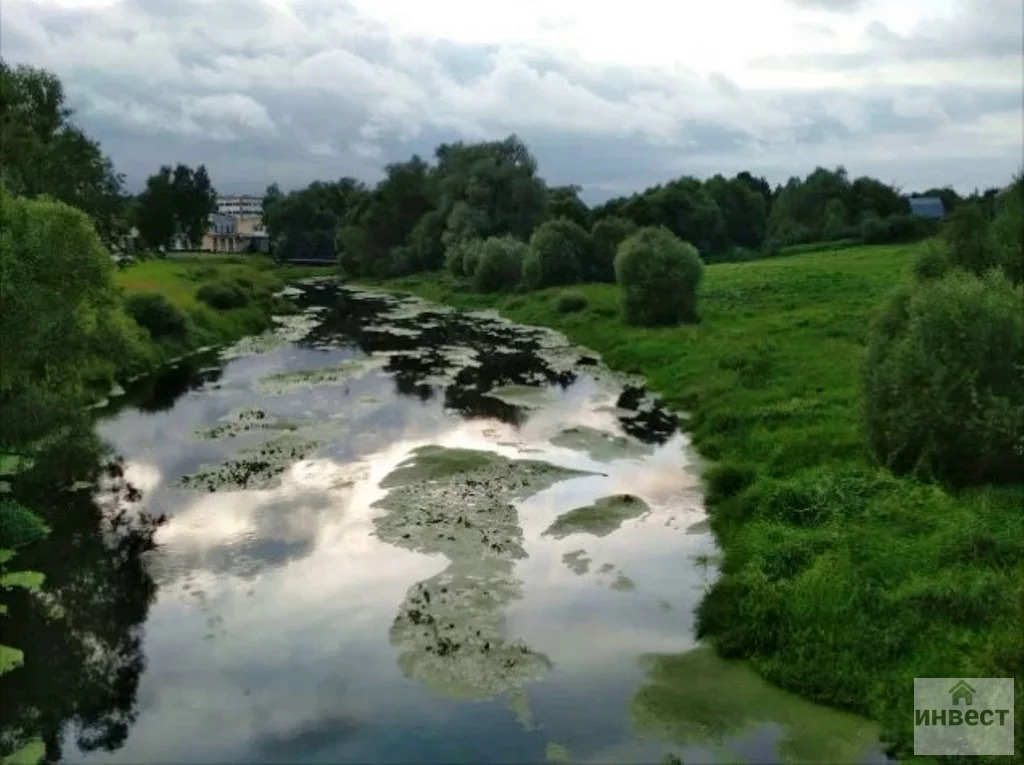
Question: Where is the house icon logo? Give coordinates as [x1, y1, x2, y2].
[949, 680, 976, 706]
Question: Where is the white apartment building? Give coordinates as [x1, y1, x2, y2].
[217, 194, 263, 217]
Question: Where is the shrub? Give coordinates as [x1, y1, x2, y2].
[523, 218, 588, 289]
[196, 280, 248, 310]
[473, 236, 527, 292]
[125, 292, 189, 339]
[614, 226, 705, 326]
[943, 203, 996, 275]
[388, 245, 418, 278]
[864, 269, 1024, 486]
[590, 217, 637, 282]
[555, 290, 588, 313]
[444, 239, 483, 278]
[990, 175, 1023, 285]
[911, 241, 950, 282]
[409, 210, 446, 272]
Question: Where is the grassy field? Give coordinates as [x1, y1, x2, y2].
[375, 243, 1023, 760]
[112, 255, 333, 368]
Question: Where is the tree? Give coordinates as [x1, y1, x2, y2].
[849, 176, 907, 221]
[0, 188, 145, 449]
[434, 135, 547, 243]
[408, 211, 446, 272]
[523, 218, 588, 289]
[0, 61, 127, 246]
[546, 185, 590, 228]
[590, 216, 638, 283]
[264, 178, 367, 263]
[615, 226, 704, 326]
[863, 269, 1024, 485]
[473, 237, 528, 292]
[706, 175, 768, 250]
[135, 166, 176, 249]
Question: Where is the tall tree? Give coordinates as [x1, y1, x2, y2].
[135, 167, 176, 249]
[0, 61, 127, 246]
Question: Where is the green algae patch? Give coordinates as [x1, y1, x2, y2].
[543, 494, 649, 539]
[610, 572, 636, 592]
[545, 742, 572, 763]
[562, 549, 591, 576]
[256, 356, 386, 394]
[220, 310, 323, 360]
[486, 384, 557, 409]
[195, 407, 300, 439]
[551, 425, 654, 461]
[374, 446, 590, 707]
[179, 435, 319, 491]
[630, 646, 880, 763]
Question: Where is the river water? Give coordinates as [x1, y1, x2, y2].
[1, 281, 885, 763]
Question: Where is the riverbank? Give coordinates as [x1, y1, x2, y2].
[112, 255, 334, 379]
[367, 242, 1024, 759]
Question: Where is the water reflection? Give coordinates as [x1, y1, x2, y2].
[0, 430, 160, 762]
[1, 283, 881, 763]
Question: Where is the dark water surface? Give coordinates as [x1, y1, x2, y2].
[1, 282, 884, 763]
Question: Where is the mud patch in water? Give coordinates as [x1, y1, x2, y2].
[543, 494, 649, 539]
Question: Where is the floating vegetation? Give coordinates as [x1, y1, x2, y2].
[543, 495, 650, 539]
[610, 572, 636, 592]
[486, 384, 558, 409]
[220, 310, 323, 360]
[195, 407, 299, 439]
[551, 425, 654, 461]
[630, 646, 881, 763]
[545, 742, 572, 763]
[178, 435, 319, 491]
[375, 446, 590, 704]
[562, 549, 591, 576]
[256, 356, 386, 394]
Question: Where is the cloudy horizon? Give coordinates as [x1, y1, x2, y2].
[2, 0, 1021, 201]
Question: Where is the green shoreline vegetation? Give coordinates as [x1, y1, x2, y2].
[369, 235, 1023, 759]
[3, 57, 1022, 763]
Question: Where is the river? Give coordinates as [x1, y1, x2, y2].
[0, 281, 885, 763]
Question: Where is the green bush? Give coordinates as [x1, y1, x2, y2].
[409, 210, 446, 271]
[473, 236, 527, 292]
[0, 499, 49, 549]
[614, 226, 705, 326]
[589, 217, 637, 282]
[990, 175, 1023, 285]
[911, 241, 950, 282]
[125, 292, 189, 339]
[196, 280, 249, 310]
[523, 218, 588, 289]
[864, 269, 1024, 485]
[555, 290, 588, 313]
[445, 238, 482, 278]
[943, 203, 997, 275]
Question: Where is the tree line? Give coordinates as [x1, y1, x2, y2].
[261, 136, 1007, 274]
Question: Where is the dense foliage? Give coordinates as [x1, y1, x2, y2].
[124, 293, 189, 339]
[0, 190, 143, 448]
[135, 164, 216, 250]
[0, 61, 126, 247]
[615, 227, 704, 326]
[589, 216, 638, 283]
[472, 237, 528, 293]
[864, 183, 1024, 486]
[522, 218, 590, 289]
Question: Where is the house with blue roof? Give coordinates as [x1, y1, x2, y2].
[909, 196, 946, 220]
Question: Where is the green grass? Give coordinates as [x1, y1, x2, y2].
[371, 243, 1024, 760]
[112, 255, 333, 373]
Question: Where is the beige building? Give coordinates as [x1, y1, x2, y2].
[202, 212, 269, 253]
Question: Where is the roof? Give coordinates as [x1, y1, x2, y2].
[909, 196, 945, 219]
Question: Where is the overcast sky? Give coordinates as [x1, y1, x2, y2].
[3, 0, 1021, 201]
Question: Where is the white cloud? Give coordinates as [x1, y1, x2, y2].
[2, 0, 1019, 196]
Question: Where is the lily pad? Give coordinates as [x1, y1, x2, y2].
[0, 570, 45, 592]
[543, 494, 649, 539]
[486, 384, 557, 409]
[610, 572, 636, 592]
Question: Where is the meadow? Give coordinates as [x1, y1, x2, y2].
[375, 242, 1024, 759]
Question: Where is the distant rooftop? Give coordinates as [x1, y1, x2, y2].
[909, 196, 946, 220]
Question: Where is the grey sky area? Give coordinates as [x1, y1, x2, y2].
[3, 0, 1021, 200]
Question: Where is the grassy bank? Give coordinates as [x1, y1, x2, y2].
[111, 255, 333, 376]
[371, 243, 1023, 759]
